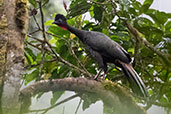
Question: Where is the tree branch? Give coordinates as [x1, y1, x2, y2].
[125, 21, 171, 66]
[20, 78, 146, 114]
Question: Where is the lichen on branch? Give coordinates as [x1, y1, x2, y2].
[15, 0, 28, 33]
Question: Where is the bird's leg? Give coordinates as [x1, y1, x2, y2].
[101, 63, 107, 80]
[94, 68, 103, 80]
[102, 72, 106, 79]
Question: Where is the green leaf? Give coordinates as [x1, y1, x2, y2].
[143, 0, 153, 5]
[146, 9, 168, 25]
[59, 45, 69, 58]
[24, 52, 33, 65]
[102, 29, 109, 36]
[128, 48, 134, 54]
[159, 96, 168, 103]
[81, 93, 99, 111]
[128, 7, 138, 17]
[93, 5, 103, 22]
[89, 6, 94, 17]
[25, 48, 36, 61]
[133, 17, 163, 40]
[141, 0, 153, 13]
[44, 20, 54, 26]
[168, 73, 171, 78]
[164, 32, 171, 38]
[132, 1, 142, 11]
[35, 53, 42, 62]
[55, 40, 66, 53]
[50, 91, 64, 105]
[48, 26, 70, 37]
[134, 17, 153, 28]
[119, 0, 130, 11]
[57, 65, 70, 78]
[29, 0, 37, 8]
[68, 0, 91, 18]
[67, 18, 76, 26]
[68, 55, 77, 66]
[148, 89, 153, 95]
[49, 37, 57, 44]
[165, 21, 171, 32]
[36, 92, 44, 99]
[25, 69, 39, 85]
[44, 61, 57, 73]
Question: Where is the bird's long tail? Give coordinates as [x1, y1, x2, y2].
[119, 61, 149, 98]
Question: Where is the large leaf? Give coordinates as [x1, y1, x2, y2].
[29, 0, 37, 8]
[131, 1, 142, 11]
[81, 93, 99, 111]
[165, 21, 171, 32]
[25, 69, 39, 85]
[48, 26, 70, 37]
[141, 0, 153, 13]
[50, 91, 64, 105]
[68, 0, 91, 18]
[145, 9, 168, 26]
[25, 47, 37, 61]
[93, 5, 103, 22]
[24, 52, 34, 65]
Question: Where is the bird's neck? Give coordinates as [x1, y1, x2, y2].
[66, 24, 86, 41]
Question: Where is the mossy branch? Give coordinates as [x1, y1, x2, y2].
[20, 77, 146, 114]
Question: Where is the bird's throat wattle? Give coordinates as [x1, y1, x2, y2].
[59, 25, 67, 30]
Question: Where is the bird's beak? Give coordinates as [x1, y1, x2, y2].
[52, 21, 56, 24]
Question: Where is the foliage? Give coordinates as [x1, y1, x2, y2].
[24, 0, 171, 113]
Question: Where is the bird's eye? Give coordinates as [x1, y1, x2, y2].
[58, 19, 63, 23]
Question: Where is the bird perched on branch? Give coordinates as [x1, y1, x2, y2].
[52, 14, 149, 98]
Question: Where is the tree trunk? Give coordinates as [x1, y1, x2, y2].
[0, 0, 28, 114]
[0, 0, 8, 113]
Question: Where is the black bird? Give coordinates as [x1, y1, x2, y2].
[52, 14, 149, 98]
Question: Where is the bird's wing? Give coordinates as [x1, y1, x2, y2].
[85, 31, 131, 63]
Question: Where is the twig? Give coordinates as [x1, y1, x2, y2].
[45, 39, 92, 77]
[24, 58, 57, 69]
[74, 98, 82, 114]
[33, 15, 41, 30]
[62, 107, 65, 114]
[45, 31, 68, 42]
[25, 41, 42, 51]
[38, 50, 46, 78]
[29, 29, 40, 35]
[29, 94, 79, 113]
[89, 0, 109, 5]
[68, 39, 92, 76]
[27, 34, 44, 43]
[38, 1, 47, 42]
[27, 34, 92, 77]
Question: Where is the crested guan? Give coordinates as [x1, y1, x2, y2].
[52, 14, 149, 98]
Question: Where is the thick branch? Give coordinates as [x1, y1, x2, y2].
[20, 78, 146, 114]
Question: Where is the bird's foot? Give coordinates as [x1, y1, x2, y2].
[93, 74, 99, 80]
[93, 73, 106, 81]
[102, 73, 106, 80]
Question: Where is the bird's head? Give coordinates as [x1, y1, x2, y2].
[52, 14, 68, 30]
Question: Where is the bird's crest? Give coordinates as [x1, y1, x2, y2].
[54, 14, 66, 21]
